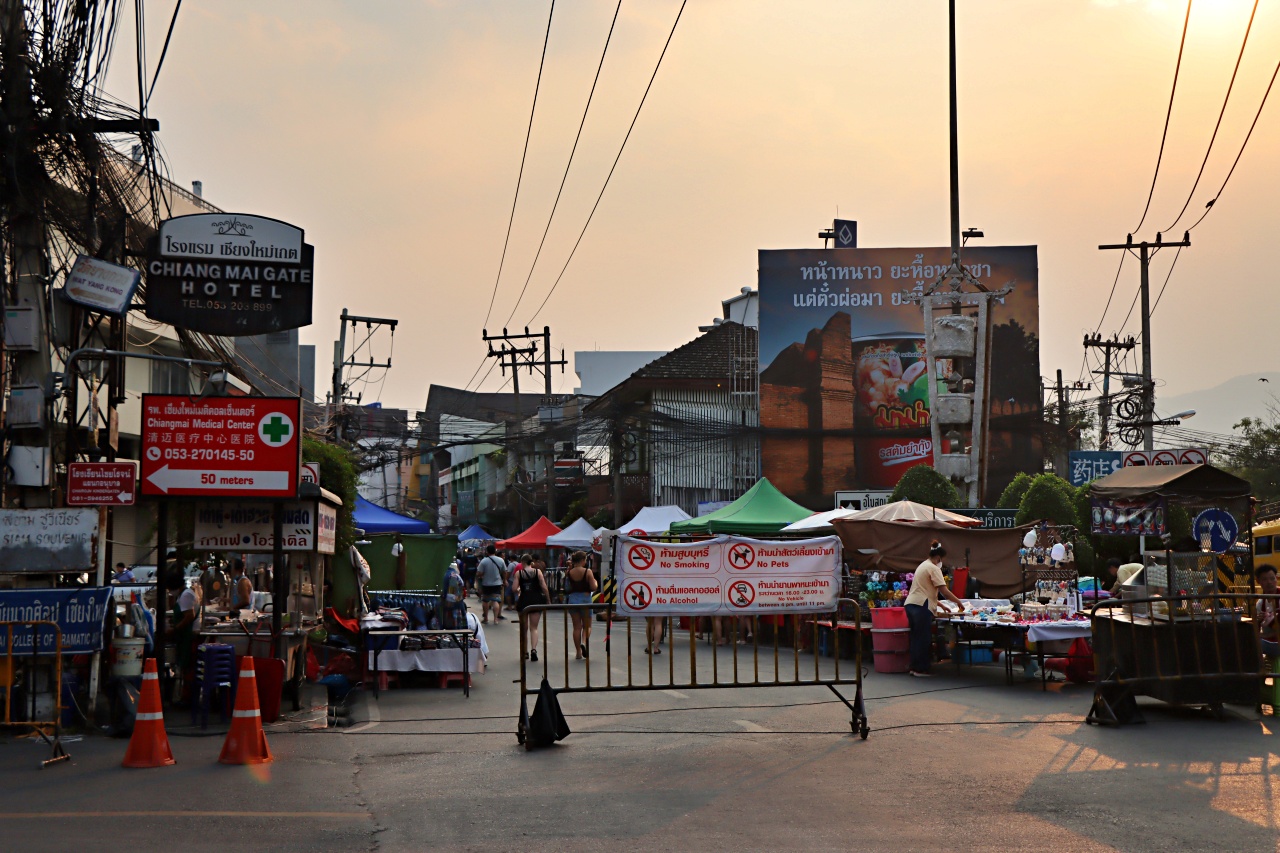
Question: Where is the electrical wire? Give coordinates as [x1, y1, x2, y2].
[525, 0, 687, 325]
[144, 0, 182, 106]
[1163, 0, 1259, 234]
[1133, 0, 1193, 235]
[1149, 245, 1183, 314]
[480, 0, 556, 334]
[502, 0, 623, 327]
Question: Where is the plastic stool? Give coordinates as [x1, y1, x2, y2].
[192, 643, 237, 728]
[437, 672, 469, 689]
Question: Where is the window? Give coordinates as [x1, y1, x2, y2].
[150, 360, 193, 395]
[1256, 536, 1273, 556]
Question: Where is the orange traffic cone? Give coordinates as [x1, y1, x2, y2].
[219, 656, 273, 765]
[122, 657, 175, 768]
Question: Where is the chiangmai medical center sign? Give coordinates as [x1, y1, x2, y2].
[614, 535, 841, 616]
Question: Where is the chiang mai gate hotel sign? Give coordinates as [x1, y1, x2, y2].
[145, 213, 314, 336]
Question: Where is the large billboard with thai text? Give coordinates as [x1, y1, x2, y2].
[758, 246, 1041, 509]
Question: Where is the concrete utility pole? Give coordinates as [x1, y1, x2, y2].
[1098, 233, 1190, 452]
[1083, 333, 1136, 449]
[329, 308, 397, 439]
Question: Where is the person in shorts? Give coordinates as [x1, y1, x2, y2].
[563, 550, 598, 659]
[476, 545, 507, 624]
[513, 554, 550, 661]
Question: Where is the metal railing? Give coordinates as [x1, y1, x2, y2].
[516, 599, 867, 747]
[1, 621, 71, 766]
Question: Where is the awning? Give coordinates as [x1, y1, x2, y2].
[497, 516, 563, 550]
[1088, 464, 1251, 502]
[668, 479, 813, 535]
[457, 523, 495, 543]
[618, 505, 693, 535]
[546, 517, 597, 549]
[353, 496, 432, 535]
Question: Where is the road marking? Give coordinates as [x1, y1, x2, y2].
[0, 811, 370, 820]
[735, 720, 771, 733]
[661, 689, 689, 699]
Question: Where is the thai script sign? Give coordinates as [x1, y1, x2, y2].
[66, 461, 138, 506]
[0, 509, 98, 574]
[194, 501, 326, 552]
[145, 213, 314, 335]
[63, 254, 141, 316]
[946, 508, 1019, 529]
[835, 490, 894, 511]
[615, 535, 841, 616]
[140, 395, 300, 499]
[758, 245, 1040, 506]
[0, 588, 113, 654]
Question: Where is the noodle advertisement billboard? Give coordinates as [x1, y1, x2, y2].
[758, 246, 1041, 508]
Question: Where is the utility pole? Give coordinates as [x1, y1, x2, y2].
[329, 308, 397, 440]
[1083, 333, 1136, 449]
[1099, 232, 1190, 452]
[482, 327, 565, 524]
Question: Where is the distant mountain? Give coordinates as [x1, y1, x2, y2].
[1156, 373, 1280, 438]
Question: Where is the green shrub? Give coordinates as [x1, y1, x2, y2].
[891, 465, 961, 508]
[303, 435, 360, 553]
[1015, 474, 1078, 527]
[997, 472, 1034, 509]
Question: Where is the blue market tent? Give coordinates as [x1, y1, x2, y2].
[457, 523, 495, 543]
[353, 495, 433, 535]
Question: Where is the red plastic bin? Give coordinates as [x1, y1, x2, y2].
[869, 606, 908, 630]
[870, 628, 911, 673]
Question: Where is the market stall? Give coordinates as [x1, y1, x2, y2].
[618, 504, 692, 535]
[353, 495, 433, 534]
[1084, 463, 1257, 724]
[191, 486, 343, 717]
[457, 523, 496, 545]
[546, 517, 597, 550]
[668, 478, 812, 535]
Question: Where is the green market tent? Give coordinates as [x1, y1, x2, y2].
[668, 479, 814, 535]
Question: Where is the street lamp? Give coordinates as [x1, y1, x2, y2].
[1115, 409, 1197, 447]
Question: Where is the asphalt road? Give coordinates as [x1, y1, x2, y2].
[3, 604, 1279, 852]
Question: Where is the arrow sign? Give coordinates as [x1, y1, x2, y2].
[145, 465, 290, 495]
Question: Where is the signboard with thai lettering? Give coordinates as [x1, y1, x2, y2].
[144, 213, 314, 335]
[946, 508, 1019, 529]
[140, 395, 301, 499]
[0, 588, 113, 654]
[194, 501, 321, 552]
[63, 254, 141, 316]
[66, 461, 138, 506]
[0, 509, 99, 574]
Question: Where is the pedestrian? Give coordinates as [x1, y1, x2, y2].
[504, 552, 524, 612]
[229, 558, 253, 617]
[475, 545, 507, 624]
[112, 562, 134, 583]
[903, 540, 967, 677]
[513, 553, 550, 661]
[1258, 565, 1280, 658]
[461, 547, 479, 595]
[564, 551, 598, 659]
[442, 559, 468, 630]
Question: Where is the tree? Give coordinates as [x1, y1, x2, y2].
[891, 465, 960, 508]
[304, 436, 360, 554]
[1015, 473, 1077, 527]
[997, 472, 1034, 509]
[1226, 411, 1280, 501]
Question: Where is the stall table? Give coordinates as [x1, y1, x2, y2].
[937, 615, 1092, 688]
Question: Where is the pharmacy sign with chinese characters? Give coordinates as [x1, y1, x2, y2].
[614, 535, 841, 616]
[140, 395, 301, 499]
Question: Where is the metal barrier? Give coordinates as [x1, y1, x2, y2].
[516, 599, 868, 747]
[1, 621, 71, 766]
[1087, 592, 1273, 726]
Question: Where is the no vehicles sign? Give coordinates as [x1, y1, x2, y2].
[615, 535, 840, 616]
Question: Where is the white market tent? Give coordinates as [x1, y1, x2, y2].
[781, 507, 859, 532]
[546, 517, 599, 549]
[618, 505, 693, 535]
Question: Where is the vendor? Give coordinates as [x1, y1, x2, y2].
[229, 558, 253, 617]
[1101, 558, 1122, 593]
[904, 540, 967, 678]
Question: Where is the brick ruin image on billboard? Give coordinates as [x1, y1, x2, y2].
[758, 246, 1041, 509]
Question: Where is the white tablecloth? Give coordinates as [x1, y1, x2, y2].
[1025, 620, 1092, 644]
[367, 649, 486, 673]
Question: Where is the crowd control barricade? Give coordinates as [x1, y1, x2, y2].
[1087, 592, 1272, 726]
[516, 599, 868, 748]
[1, 620, 71, 766]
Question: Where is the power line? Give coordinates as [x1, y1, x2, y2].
[1149, 245, 1183, 314]
[476, 1, 555, 330]
[526, 0, 687, 325]
[1092, 252, 1126, 335]
[1133, 0, 1193, 235]
[145, 0, 182, 106]
[1163, 0, 1259, 233]
[503, 0, 623, 327]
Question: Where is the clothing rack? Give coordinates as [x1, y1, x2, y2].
[368, 590, 441, 609]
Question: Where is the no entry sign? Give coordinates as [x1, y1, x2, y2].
[66, 462, 138, 506]
[140, 395, 301, 498]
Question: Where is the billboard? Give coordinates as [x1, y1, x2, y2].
[758, 246, 1040, 509]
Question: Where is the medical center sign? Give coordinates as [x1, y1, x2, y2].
[145, 213, 314, 335]
[140, 395, 301, 499]
[615, 535, 841, 616]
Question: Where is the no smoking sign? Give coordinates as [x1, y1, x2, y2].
[627, 544, 656, 571]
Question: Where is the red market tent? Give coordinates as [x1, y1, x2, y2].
[497, 516, 563, 550]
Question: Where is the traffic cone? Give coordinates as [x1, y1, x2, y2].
[122, 657, 175, 768]
[219, 656, 273, 765]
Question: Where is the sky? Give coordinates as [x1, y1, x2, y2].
[105, 0, 1280, 419]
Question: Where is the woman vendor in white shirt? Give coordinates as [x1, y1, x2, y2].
[904, 540, 967, 677]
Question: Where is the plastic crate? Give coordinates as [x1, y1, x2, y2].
[956, 640, 994, 664]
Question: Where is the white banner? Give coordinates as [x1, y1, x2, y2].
[614, 535, 841, 616]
